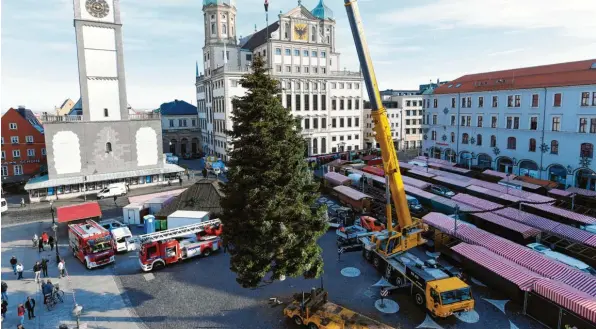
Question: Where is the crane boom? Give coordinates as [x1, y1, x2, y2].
[343, 0, 413, 230]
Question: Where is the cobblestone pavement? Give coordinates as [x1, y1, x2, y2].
[116, 229, 543, 329]
[1, 220, 143, 329]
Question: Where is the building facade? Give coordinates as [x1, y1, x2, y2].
[422, 59, 596, 189]
[159, 100, 201, 157]
[1, 107, 47, 186]
[364, 89, 424, 150]
[24, 0, 183, 202]
[196, 0, 364, 161]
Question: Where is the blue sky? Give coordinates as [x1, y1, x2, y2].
[2, 0, 596, 112]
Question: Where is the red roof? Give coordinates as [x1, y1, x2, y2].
[57, 202, 102, 223]
[362, 166, 384, 177]
[434, 59, 596, 94]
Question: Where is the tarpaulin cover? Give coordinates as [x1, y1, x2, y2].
[324, 172, 352, 186]
[57, 202, 102, 223]
[452, 243, 541, 291]
[333, 185, 372, 201]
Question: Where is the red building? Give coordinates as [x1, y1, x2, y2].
[1, 106, 47, 187]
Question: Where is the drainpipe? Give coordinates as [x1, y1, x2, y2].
[539, 87, 547, 180]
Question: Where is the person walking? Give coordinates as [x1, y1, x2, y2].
[37, 239, 43, 253]
[41, 232, 49, 246]
[202, 168, 208, 178]
[40, 258, 48, 278]
[16, 263, 24, 280]
[57, 259, 65, 278]
[10, 257, 17, 275]
[1, 281, 7, 301]
[48, 236, 55, 251]
[20, 198, 25, 208]
[24, 297, 35, 320]
[17, 303, 25, 325]
[33, 262, 41, 283]
[1, 300, 7, 321]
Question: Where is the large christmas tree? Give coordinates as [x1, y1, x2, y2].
[220, 55, 328, 288]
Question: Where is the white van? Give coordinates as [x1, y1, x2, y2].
[527, 243, 596, 275]
[97, 183, 127, 199]
[1, 198, 7, 213]
[111, 227, 135, 252]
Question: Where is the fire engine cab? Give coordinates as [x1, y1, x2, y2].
[137, 220, 223, 272]
[68, 220, 115, 269]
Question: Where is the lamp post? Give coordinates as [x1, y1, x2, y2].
[50, 201, 55, 224]
[506, 173, 511, 195]
[52, 222, 60, 263]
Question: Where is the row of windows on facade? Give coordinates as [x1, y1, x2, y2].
[302, 117, 360, 130]
[365, 110, 424, 120]
[275, 48, 328, 58]
[168, 119, 197, 128]
[277, 65, 329, 74]
[208, 18, 234, 37]
[1, 165, 24, 176]
[429, 131, 594, 158]
[283, 94, 361, 111]
[2, 135, 37, 144]
[425, 91, 596, 109]
[428, 113, 596, 133]
[1, 148, 46, 159]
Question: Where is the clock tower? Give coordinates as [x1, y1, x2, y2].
[73, 0, 129, 121]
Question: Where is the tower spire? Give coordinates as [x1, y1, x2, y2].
[196, 61, 199, 77]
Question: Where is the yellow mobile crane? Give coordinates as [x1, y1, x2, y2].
[343, 0, 475, 317]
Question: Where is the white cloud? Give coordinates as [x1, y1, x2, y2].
[380, 0, 596, 39]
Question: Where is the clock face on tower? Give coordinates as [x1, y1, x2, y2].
[85, 0, 110, 19]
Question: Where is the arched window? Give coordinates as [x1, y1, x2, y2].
[581, 143, 594, 158]
[222, 23, 227, 34]
[491, 135, 497, 148]
[106, 142, 112, 153]
[211, 23, 216, 35]
[477, 134, 482, 146]
[462, 133, 469, 144]
[529, 138, 536, 152]
[321, 137, 326, 154]
[551, 140, 559, 154]
[284, 23, 290, 39]
[451, 132, 455, 143]
[311, 26, 316, 42]
[507, 137, 516, 150]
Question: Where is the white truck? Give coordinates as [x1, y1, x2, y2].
[111, 227, 136, 252]
[167, 210, 210, 229]
[97, 183, 127, 199]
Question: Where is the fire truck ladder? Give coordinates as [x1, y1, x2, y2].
[134, 219, 222, 244]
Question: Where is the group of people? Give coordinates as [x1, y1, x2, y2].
[4, 255, 67, 327]
[34, 232, 54, 252]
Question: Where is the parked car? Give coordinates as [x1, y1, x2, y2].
[97, 183, 127, 199]
[98, 218, 127, 231]
[429, 185, 456, 198]
[527, 243, 596, 275]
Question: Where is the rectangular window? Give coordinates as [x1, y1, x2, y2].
[321, 51, 326, 58]
[322, 95, 326, 110]
[9, 123, 17, 130]
[322, 68, 326, 74]
[295, 94, 301, 111]
[507, 95, 514, 107]
[347, 118, 352, 127]
[477, 115, 483, 127]
[304, 118, 310, 130]
[286, 94, 292, 110]
[295, 66, 300, 73]
[478, 96, 484, 107]
[532, 94, 539, 107]
[275, 48, 281, 55]
[192, 119, 196, 126]
[530, 116, 538, 130]
[13, 165, 23, 176]
[332, 99, 337, 110]
[492, 96, 498, 107]
[332, 118, 337, 128]
[406, 119, 411, 125]
[12, 150, 20, 158]
[313, 67, 318, 74]
[304, 95, 310, 111]
[285, 49, 291, 55]
[507, 116, 512, 129]
[312, 51, 317, 57]
[293, 49, 300, 56]
[590, 118, 596, 134]
[340, 118, 345, 128]
[313, 118, 318, 129]
[169, 119, 174, 127]
[461, 116, 466, 126]
[433, 99, 438, 108]
[491, 116, 498, 128]
[466, 97, 471, 108]
[407, 100, 412, 107]
[25, 136, 33, 143]
[27, 149, 35, 157]
[322, 118, 327, 128]
[276, 65, 282, 72]
[406, 110, 411, 116]
[340, 99, 344, 110]
[11, 136, 19, 144]
[347, 99, 352, 110]
[553, 93, 562, 107]
[104, 108, 109, 117]
[432, 115, 437, 125]
[355, 99, 359, 110]
[355, 118, 359, 127]
[593, 92, 596, 106]
[451, 115, 456, 126]
[304, 67, 309, 73]
[339, 83, 344, 89]
[1, 151, 4, 159]
[514, 95, 521, 107]
[285, 66, 291, 73]
[579, 118, 587, 133]
[552, 116, 561, 131]
[581, 92, 590, 106]
[313, 95, 318, 111]
[514, 117, 520, 129]
[1, 166, 7, 176]
[451, 97, 456, 108]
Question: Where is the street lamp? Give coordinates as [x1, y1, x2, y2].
[72, 304, 83, 329]
[52, 222, 60, 263]
[50, 201, 55, 224]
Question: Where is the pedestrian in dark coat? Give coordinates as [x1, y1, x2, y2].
[202, 168, 208, 178]
[48, 236, 55, 251]
[40, 259, 48, 278]
[24, 297, 35, 320]
[9, 257, 17, 275]
[1, 300, 7, 320]
[1, 281, 7, 301]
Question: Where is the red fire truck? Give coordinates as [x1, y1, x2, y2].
[68, 220, 115, 269]
[137, 219, 223, 272]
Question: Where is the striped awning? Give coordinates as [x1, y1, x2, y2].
[532, 279, 596, 323]
[452, 243, 540, 291]
[324, 172, 351, 186]
[524, 203, 596, 225]
[482, 169, 516, 179]
[473, 212, 541, 238]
